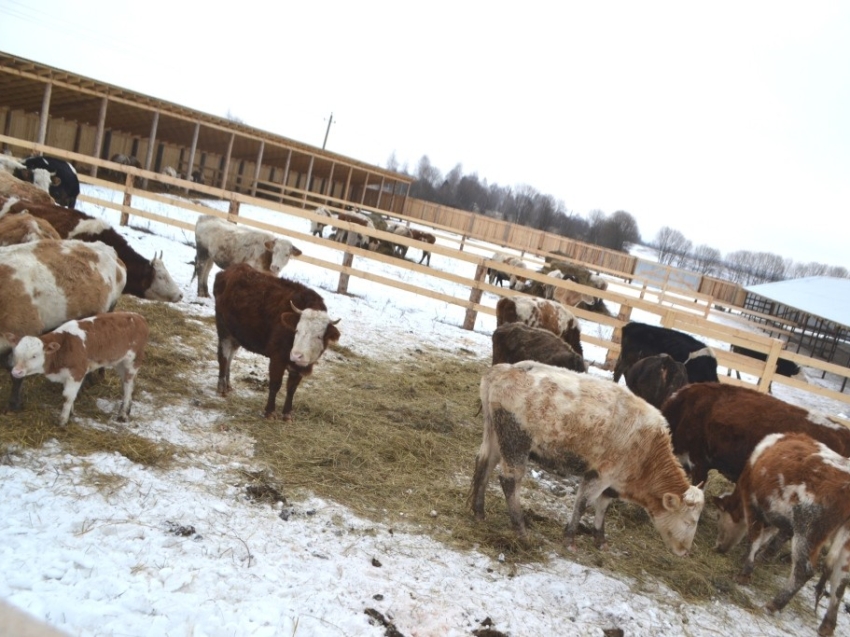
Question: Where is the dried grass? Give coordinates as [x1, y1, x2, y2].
[0, 295, 807, 613]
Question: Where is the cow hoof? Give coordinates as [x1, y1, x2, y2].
[734, 574, 751, 585]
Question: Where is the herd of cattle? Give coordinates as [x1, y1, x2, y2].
[1, 155, 848, 635]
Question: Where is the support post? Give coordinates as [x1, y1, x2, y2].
[463, 262, 488, 330]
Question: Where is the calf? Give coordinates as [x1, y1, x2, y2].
[213, 263, 340, 420]
[0, 239, 127, 411]
[193, 214, 302, 297]
[624, 354, 688, 409]
[409, 228, 436, 266]
[15, 156, 80, 208]
[496, 296, 583, 357]
[661, 382, 850, 485]
[491, 322, 585, 373]
[471, 361, 704, 555]
[714, 432, 850, 636]
[613, 321, 718, 384]
[726, 344, 805, 389]
[3, 198, 182, 302]
[7, 312, 148, 426]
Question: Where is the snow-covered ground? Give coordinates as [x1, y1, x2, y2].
[0, 186, 847, 637]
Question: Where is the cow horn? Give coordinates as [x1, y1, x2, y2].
[330, 318, 341, 325]
[290, 301, 303, 315]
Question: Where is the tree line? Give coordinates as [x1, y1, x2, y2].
[389, 153, 847, 284]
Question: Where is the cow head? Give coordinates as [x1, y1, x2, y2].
[283, 302, 341, 370]
[266, 239, 302, 276]
[7, 335, 54, 378]
[712, 491, 748, 553]
[146, 251, 183, 302]
[652, 484, 705, 556]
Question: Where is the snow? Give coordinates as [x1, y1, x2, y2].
[1, 185, 846, 637]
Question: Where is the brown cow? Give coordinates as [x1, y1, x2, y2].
[1, 197, 182, 302]
[495, 296, 583, 357]
[624, 354, 688, 409]
[661, 382, 850, 485]
[714, 432, 850, 636]
[0, 206, 60, 246]
[491, 322, 585, 372]
[471, 361, 704, 555]
[0, 239, 127, 412]
[213, 263, 340, 420]
[409, 228, 436, 266]
[7, 312, 147, 426]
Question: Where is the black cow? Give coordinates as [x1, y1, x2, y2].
[15, 156, 80, 208]
[727, 344, 804, 386]
[613, 322, 718, 384]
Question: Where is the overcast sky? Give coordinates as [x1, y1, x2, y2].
[1, 0, 848, 268]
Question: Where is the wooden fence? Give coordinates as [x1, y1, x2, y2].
[5, 138, 849, 422]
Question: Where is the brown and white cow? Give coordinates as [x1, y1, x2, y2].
[495, 296, 583, 357]
[624, 353, 688, 409]
[193, 214, 302, 297]
[213, 263, 340, 420]
[0, 200, 60, 246]
[0, 170, 56, 206]
[331, 209, 378, 250]
[7, 312, 149, 426]
[1, 197, 182, 302]
[661, 382, 850, 485]
[487, 254, 527, 289]
[713, 432, 850, 636]
[0, 239, 127, 411]
[471, 361, 704, 555]
[310, 206, 333, 238]
[491, 322, 585, 373]
[409, 228, 436, 266]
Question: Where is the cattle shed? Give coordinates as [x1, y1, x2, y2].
[744, 277, 850, 388]
[0, 51, 413, 213]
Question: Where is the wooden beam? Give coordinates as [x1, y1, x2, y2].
[36, 81, 52, 147]
[89, 95, 108, 177]
[142, 110, 159, 188]
[251, 140, 264, 197]
[220, 132, 235, 189]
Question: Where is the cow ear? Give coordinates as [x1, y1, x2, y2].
[662, 493, 682, 511]
[264, 240, 276, 252]
[46, 341, 61, 353]
[291, 245, 303, 257]
[280, 312, 299, 330]
[51, 175, 62, 186]
[325, 323, 341, 343]
[4, 332, 20, 346]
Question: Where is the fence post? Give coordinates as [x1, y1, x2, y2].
[463, 262, 488, 331]
[605, 305, 633, 371]
[119, 172, 133, 226]
[336, 229, 358, 295]
[757, 339, 783, 393]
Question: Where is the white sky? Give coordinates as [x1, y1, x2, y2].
[1, 0, 848, 267]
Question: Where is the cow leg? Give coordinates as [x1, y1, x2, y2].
[591, 490, 616, 550]
[197, 256, 214, 298]
[767, 533, 816, 612]
[216, 337, 239, 395]
[737, 522, 775, 584]
[114, 361, 138, 421]
[470, 426, 501, 520]
[818, 577, 848, 637]
[264, 358, 287, 418]
[58, 378, 84, 426]
[566, 470, 608, 551]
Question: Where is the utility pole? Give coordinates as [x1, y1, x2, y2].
[322, 112, 336, 150]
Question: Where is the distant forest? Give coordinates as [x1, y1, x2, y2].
[388, 154, 848, 284]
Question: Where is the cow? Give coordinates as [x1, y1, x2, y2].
[15, 156, 80, 208]
[2, 198, 182, 302]
[661, 382, 850, 486]
[713, 432, 850, 636]
[470, 361, 704, 555]
[0, 154, 26, 174]
[0, 170, 56, 206]
[487, 254, 527, 289]
[6, 312, 149, 426]
[543, 269, 564, 300]
[387, 222, 412, 258]
[491, 322, 585, 373]
[624, 354, 688, 409]
[213, 263, 340, 420]
[613, 322, 718, 384]
[0, 239, 127, 411]
[193, 214, 303, 298]
[726, 344, 805, 390]
[107, 154, 142, 184]
[409, 228, 436, 266]
[495, 296, 583, 357]
[0, 209, 61, 246]
[331, 210, 377, 250]
[310, 207, 333, 238]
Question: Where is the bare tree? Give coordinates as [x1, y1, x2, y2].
[654, 227, 691, 265]
[690, 244, 722, 275]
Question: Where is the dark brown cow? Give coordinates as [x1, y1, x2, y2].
[1, 197, 182, 302]
[491, 322, 585, 372]
[613, 321, 718, 384]
[624, 354, 688, 409]
[7, 312, 148, 426]
[713, 432, 850, 636]
[495, 296, 583, 357]
[661, 382, 850, 485]
[213, 263, 340, 420]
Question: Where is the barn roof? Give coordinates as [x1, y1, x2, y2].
[746, 277, 850, 330]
